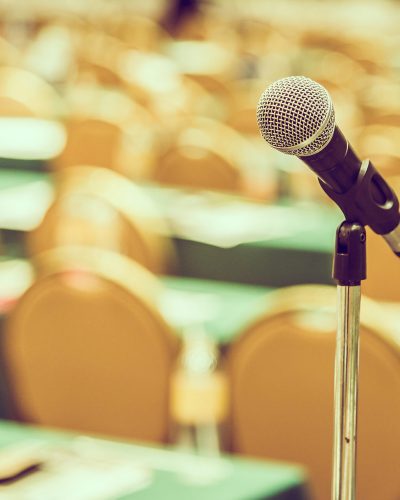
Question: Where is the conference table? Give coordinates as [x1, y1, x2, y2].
[0, 168, 341, 287]
[0, 419, 309, 499]
[161, 276, 271, 344]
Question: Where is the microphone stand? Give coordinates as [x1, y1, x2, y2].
[331, 222, 366, 500]
[317, 158, 400, 499]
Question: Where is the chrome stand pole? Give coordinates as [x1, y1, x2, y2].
[331, 222, 366, 500]
[332, 285, 361, 500]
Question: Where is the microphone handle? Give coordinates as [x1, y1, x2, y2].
[300, 127, 360, 194]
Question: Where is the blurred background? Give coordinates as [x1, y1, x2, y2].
[0, 0, 400, 499]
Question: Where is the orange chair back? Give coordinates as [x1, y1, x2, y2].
[55, 119, 121, 170]
[27, 166, 175, 274]
[5, 248, 179, 442]
[228, 285, 400, 500]
[153, 118, 248, 193]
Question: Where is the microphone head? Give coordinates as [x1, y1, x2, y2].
[256, 76, 335, 157]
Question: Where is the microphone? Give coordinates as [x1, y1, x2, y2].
[256, 76, 400, 256]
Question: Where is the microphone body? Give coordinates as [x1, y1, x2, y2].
[300, 127, 359, 193]
[256, 76, 400, 255]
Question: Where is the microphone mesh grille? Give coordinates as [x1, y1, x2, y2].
[256, 76, 335, 156]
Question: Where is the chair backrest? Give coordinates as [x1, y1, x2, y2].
[27, 166, 175, 274]
[56, 83, 157, 178]
[363, 226, 400, 302]
[362, 175, 400, 302]
[155, 146, 243, 192]
[227, 285, 400, 500]
[0, 97, 34, 117]
[227, 79, 266, 136]
[106, 15, 170, 50]
[153, 118, 247, 193]
[54, 118, 122, 170]
[4, 247, 179, 443]
[0, 66, 62, 118]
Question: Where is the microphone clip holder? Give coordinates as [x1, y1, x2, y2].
[319, 159, 400, 236]
[333, 221, 366, 286]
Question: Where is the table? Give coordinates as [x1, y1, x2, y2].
[0, 419, 309, 500]
[0, 118, 65, 161]
[0, 169, 341, 287]
[150, 184, 340, 287]
[161, 276, 271, 345]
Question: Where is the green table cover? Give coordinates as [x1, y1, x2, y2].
[0, 169, 341, 287]
[0, 419, 309, 500]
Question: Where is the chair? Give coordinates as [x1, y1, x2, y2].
[73, 29, 127, 88]
[362, 176, 400, 302]
[4, 247, 179, 443]
[0, 97, 34, 117]
[165, 39, 236, 121]
[155, 145, 243, 193]
[54, 118, 122, 170]
[227, 285, 400, 500]
[57, 83, 156, 177]
[0, 66, 63, 118]
[22, 23, 76, 85]
[27, 166, 176, 274]
[0, 36, 21, 66]
[152, 118, 248, 193]
[105, 15, 171, 51]
[363, 226, 400, 302]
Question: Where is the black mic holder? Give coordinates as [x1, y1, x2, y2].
[333, 221, 366, 286]
[319, 159, 400, 236]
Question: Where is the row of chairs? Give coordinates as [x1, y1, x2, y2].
[27, 165, 175, 274]
[0, 65, 272, 199]
[2, 244, 400, 500]
[23, 165, 400, 304]
[0, 7, 399, 200]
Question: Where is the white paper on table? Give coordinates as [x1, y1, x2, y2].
[0, 118, 66, 160]
[160, 288, 221, 328]
[0, 440, 152, 500]
[0, 181, 54, 230]
[167, 199, 318, 248]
